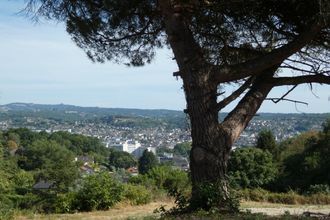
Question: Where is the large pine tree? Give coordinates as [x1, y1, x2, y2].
[25, 0, 330, 211]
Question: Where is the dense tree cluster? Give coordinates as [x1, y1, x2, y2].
[108, 149, 137, 169]
[228, 120, 330, 194]
[228, 147, 277, 188]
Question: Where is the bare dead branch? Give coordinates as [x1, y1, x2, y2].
[265, 98, 308, 106]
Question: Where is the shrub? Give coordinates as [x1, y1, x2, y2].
[0, 196, 14, 220]
[189, 181, 240, 213]
[54, 192, 78, 213]
[240, 188, 330, 205]
[123, 184, 152, 205]
[306, 184, 330, 195]
[228, 147, 277, 189]
[76, 172, 123, 211]
[147, 166, 190, 192]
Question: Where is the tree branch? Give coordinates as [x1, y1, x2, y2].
[216, 76, 255, 111]
[221, 80, 273, 145]
[220, 66, 278, 145]
[264, 84, 308, 105]
[266, 98, 308, 106]
[213, 20, 323, 83]
[272, 75, 330, 86]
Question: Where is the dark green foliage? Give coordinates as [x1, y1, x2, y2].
[6, 128, 38, 147]
[75, 172, 123, 211]
[48, 131, 109, 163]
[25, 0, 330, 68]
[228, 147, 277, 189]
[53, 192, 78, 213]
[277, 130, 330, 192]
[108, 149, 137, 169]
[138, 150, 158, 174]
[17, 140, 79, 192]
[256, 130, 277, 155]
[306, 184, 330, 195]
[189, 181, 239, 213]
[146, 166, 190, 192]
[173, 142, 191, 158]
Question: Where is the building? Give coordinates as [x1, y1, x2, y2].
[112, 140, 142, 153]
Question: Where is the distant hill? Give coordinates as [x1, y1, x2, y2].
[0, 103, 184, 118]
[0, 103, 187, 129]
[0, 102, 329, 131]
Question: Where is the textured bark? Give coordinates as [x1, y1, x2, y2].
[158, 0, 270, 211]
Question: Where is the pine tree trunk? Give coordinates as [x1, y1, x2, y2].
[182, 71, 234, 211]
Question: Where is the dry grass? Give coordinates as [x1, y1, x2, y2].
[241, 201, 330, 216]
[15, 201, 174, 220]
[15, 200, 330, 219]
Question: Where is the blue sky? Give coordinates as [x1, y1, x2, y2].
[0, 1, 329, 113]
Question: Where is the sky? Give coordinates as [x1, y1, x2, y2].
[0, 1, 329, 113]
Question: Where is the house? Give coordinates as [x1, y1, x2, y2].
[80, 164, 95, 175]
[173, 156, 190, 171]
[75, 155, 94, 166]
[33, 180, 54, 190]
[126, 167, 139, 176]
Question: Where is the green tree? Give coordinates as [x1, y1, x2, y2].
[228, 147, 277, 188]
[277, 126, 330, 192]
[17, 140, 79, 192]
[48, 131, 109, 163]
[26, 0, 330, 211]
[147, 165, 190, 192]
[256, 130, 277, 155]
[138, 150, 158, 175]
[108, 149, 137, 169]
[76, 172, 123, 211]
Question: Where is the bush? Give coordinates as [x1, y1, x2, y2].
[0, 196, 14, 220]
[147, 166, 190, 193]
[228, 147, 277, 189]
[76, 172, 123, 211]
[240, 188, 330, 205]
[306, 184, 330, 195]
[123, 184, 152, 205]
[54, 192, 78, 213]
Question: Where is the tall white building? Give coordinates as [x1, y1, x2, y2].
[112, 140, 142, 153]
[111, 140, 156, 158]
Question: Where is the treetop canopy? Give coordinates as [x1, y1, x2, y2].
[26, 0, 330, 75]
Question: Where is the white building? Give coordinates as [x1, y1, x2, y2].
[112, 140, 142, 154]
[110, 140, 157, 158]
[132, 146, 156, 158]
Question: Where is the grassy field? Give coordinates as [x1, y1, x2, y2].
[15, 201, 173, 220]
[15, 201, 330, 220]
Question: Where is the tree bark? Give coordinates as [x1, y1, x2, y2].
[158, 0, 274, 212]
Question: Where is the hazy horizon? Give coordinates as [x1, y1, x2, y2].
[1, 102, 329, 114]
[0, 1, 329, 113]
